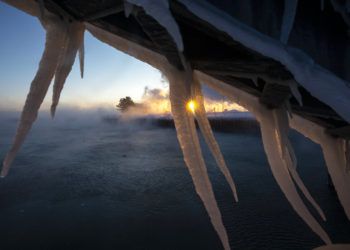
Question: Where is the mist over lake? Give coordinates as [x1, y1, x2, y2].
[0, 110, 349, 250]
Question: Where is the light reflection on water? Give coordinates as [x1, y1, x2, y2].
[0, 113, 349, 250]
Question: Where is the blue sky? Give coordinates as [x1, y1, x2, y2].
[0, 2, 164, 111]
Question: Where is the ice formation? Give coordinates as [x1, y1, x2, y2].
[290, 115, 350, 220]
[196, 71, 331, 244]
[1, 10, 67, 177]
[79, 36, 85, 78]
[280, 0, 298, 44]
[51, 21, 85, 117]
[81, 23, 232, 250]
[165, 65, 230, 250]
[192, 75, 238, 202]
[0, 0, 85, 175]
[2, 0, 350, 249]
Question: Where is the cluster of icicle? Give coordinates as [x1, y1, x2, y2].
[1, 1, 350, 250]
[0, 0, 85, 176]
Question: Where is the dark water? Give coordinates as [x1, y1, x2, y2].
[0, 112, 349, 250]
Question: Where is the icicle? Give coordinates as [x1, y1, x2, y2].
[51, 21, 85, 117]
[197, 72, 331, 244]
[86, 24, 168, 72]
[1, 13, 67, 177]
[260, 110, 330, 244]
[166, 66, 230, 250]
[280, 0, 298, 44]
[290, 115, 350, 220]
[87, 25, 230, 249]
[125, 0, 184, 51]
[79, 31, 85, 79]
[287, 80, 303, 106]
[285, 100, 293, 119]
[193, 75, 238, 202]
[273, 108, 326, 221]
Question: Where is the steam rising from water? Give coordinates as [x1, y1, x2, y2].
[124, 86, 246, 117]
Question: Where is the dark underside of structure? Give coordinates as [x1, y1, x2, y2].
[41, 0, 350, 139]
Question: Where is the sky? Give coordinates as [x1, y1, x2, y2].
[0, 2, 165, 111]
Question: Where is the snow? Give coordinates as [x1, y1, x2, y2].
[280, 0, 298, 44]
[126, 0, 184, 51]
[178, 0, 350, 123]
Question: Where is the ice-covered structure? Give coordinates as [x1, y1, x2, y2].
[1, 0, 350, 249]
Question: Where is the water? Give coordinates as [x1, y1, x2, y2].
[0, 111, 349, 250]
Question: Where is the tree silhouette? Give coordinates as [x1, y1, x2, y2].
[116, 96, 135, 112]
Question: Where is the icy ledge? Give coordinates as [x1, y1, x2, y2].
[178, 0, 350, 123]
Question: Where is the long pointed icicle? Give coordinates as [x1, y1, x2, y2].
[51, 22, 85, 117]
[273, 108, 326, 221]
[290, 115, 350, 220]
[1, 13, 67, 177]
[167, 67, 230, 250]
[197, 72, 331, 244]
[79, 31, 85, 79]
[259, 110, 331, 244]
[193, 76, 238, 202]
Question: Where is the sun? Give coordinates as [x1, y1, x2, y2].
[186, 100, 197, 113]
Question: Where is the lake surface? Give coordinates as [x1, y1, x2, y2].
[0, 111, 349, 250]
